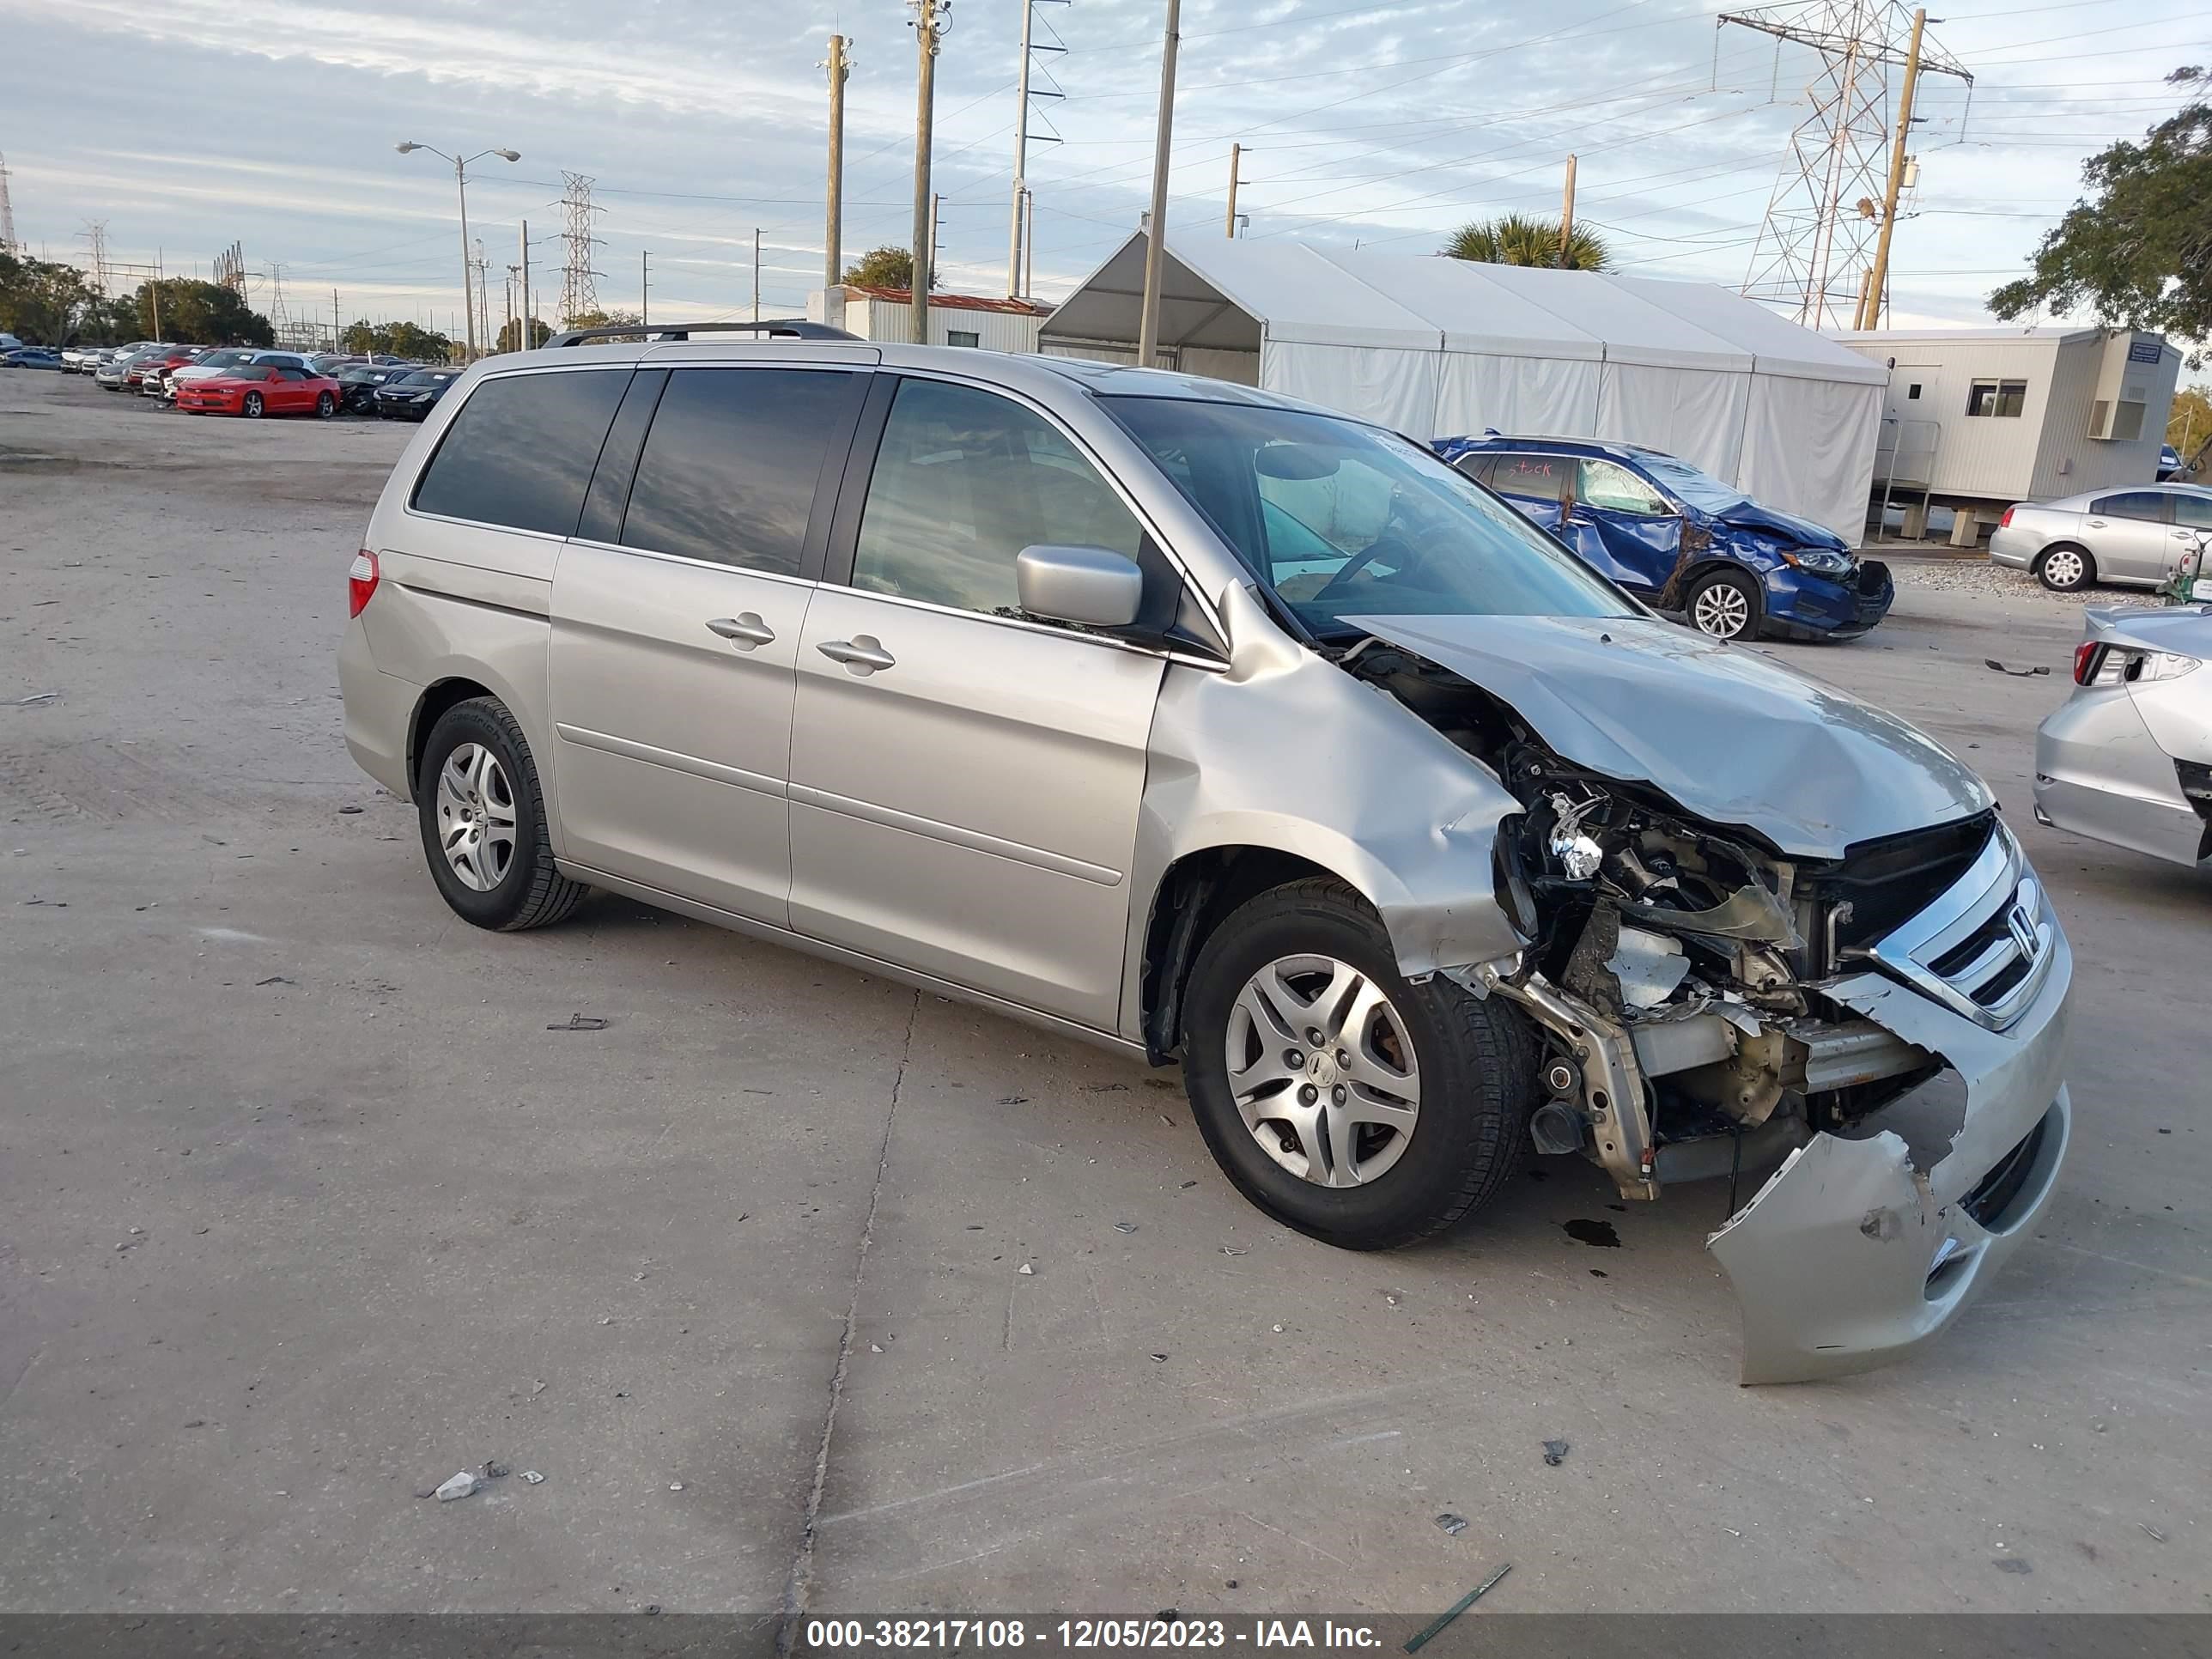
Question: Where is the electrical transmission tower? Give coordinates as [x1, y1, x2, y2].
[79, 221, 112, 294]
[265, 262, 293, 341]
[1722, 1, 1969, 327]
[0, 152, 18, 252]
[213, 240, 246, 292]
[1007, 0, 1067, 299]
[558, 172, 605, 324]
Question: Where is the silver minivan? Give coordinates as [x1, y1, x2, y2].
[340, 330, 2074, 1382]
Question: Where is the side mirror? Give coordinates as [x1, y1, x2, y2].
[1015, 544, 1144, 629]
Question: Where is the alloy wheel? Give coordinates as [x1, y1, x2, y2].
[434, 742, 518, 892]
[2041, 549, 2085, 590]
[1692, 580, 1751, 639]
[1223, 954, 1420, 1187]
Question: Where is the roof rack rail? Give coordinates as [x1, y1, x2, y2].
[544, 319, 860, 348]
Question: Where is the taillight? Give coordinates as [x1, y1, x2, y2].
[1999, 506, 2015, 529]
[2071, 641, 2100, 685]
[348, 550, 380, 618]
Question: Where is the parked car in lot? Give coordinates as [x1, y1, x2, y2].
[338, 336, 2072, 1383]
[1990, 483, 2212, 592]
[1434, 434, 1891, 641]
[175, 362, 340, 419]
[334, 362, 419, 415]
[59, 345, 106, 373]
[3, 346, 64, 369]
[2035, 600, 2212, 866]
[2159, 445, 2186, 483]
[371, 367, 460, 420]
[167, 346, 267, 394]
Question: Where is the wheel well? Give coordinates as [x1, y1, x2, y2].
[406, 678, 495, 797]
[1138, 846, 1345, 1064]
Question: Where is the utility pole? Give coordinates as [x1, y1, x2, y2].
[519, 220, 532, 347]
[908, 0, 945, 348]
[1854, 265, 1875, 332]
[1136, 0, 1181, 369]
[152, 250, 162, 340]
[332, 289, 341, 352]
[1856, 3, 1927, 330]
[826, 33, 850, 316]
[929, 192, 942, 295]
[753, 229, 763, 322]
[1558, 153, 1578, 267]
[641, 249, 649, 328]
[1009, 0, 1035, 297]
[1225, 143, 1243, 238]
[456, 158, 474, 357]
[1023, 190, 1036, 296]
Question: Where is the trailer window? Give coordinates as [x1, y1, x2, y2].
[1966, 379, 2027, 418]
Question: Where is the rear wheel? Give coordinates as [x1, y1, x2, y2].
[2035, 544, 2093, 592]
[416, 697, 587, 931]
[1687, 567, 1763, 641]
[1181, 879, 1536, 1250]
[241, 391, 264, 419]
[314, 391, 336, 418]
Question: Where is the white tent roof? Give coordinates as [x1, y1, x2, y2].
[1044, 233, 1887, 383]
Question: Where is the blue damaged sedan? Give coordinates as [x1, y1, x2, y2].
[1434, 434, 1893, 642]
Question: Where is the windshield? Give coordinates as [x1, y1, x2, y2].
[1104, 397, 1634, 639]
[1626, 450, 1747, 517]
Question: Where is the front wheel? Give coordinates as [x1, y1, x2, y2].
[241, 392, 264, 419]
[1181, 879, 1536, 1250]
[315, 391, 336, 418]
[1687, 567, 1763, 641]
[416, 697, 587, 931]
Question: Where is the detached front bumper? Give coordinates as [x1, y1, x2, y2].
[1707, 922, 2072, 1384]
[1764, 560, 1895, 641]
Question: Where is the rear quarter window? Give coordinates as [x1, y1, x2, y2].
[411, 368, 630, 537]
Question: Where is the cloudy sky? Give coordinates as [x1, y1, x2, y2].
[1, 0, 2199, 339]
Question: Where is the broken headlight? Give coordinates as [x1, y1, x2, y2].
[1782, 546, 1855, 579]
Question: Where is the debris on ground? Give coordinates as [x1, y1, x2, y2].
[1114, 1222, 1139, 1235]
[1148, 1352, 1168, 1363]
[1994, 1558, 2033, 1574]
[548, 1014, 610, 1030]
[1404, 1563, 1510, 1652]
[9, 691, 59, 706]
[434, 1471, 484, 1502]
[483, 1461, 508, 1480]
[2141, 1523, 2166, 1542]
[1434, 1513, 1468, 1535]
[1542, 1439, 1571, 1467]
[668, 1482, 684, 1492]
[256, 976, 295, 987]
[520, 1471, 544, 1485]
[1018, 1262, 1035, 1275]
[1983, 659, 2051, 677]
[997, 1095, 1029, 1105]
[1220, 1245, 1249, 1257]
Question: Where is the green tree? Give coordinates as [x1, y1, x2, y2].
[1990, 69, 2212, 356]
[0, 250, 102, 343]
[495, 315, 553, 352]
[339, 319, 455, 361]
[842, 246, 915, 289]
[1442, 213, 1613, 271]
[120, 279, 273, 346]
[2171, 384, 2211, 477]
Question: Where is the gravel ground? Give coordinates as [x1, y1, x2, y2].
[1888, 557, 2093, 605]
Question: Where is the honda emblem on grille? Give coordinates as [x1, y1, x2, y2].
[2006, 902, 2039, 959]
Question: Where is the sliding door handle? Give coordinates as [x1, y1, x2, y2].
[816, 635, 896, 674]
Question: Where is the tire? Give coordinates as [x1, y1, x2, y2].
[315, 391, 336, 418]
[241, 392, 264, 419]
[415, 697, 587, 931]
[1686, 566, 1764, 641]
[2034, 543, 2094, 592]
[1181, 878, 1538, 1250]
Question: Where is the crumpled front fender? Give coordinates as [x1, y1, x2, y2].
[1707, 929, 2073, 1384]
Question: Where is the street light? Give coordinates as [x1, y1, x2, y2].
[397, 142, 521, 360]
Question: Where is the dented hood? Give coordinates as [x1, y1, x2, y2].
[1346, 613, 1990, 859]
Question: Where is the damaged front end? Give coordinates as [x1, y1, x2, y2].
[1339, 616, 2073, 1383]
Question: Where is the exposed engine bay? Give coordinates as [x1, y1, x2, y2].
[1338, 635, 1963, 1202]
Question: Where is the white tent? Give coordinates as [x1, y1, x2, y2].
[1041, 235, 1887, 542]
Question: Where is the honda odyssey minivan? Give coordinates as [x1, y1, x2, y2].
[339, 327, 2073, 1382]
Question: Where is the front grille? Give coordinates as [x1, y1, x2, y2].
[1869, 825, 2055, 1031]
[1820, 811, 1995, 952]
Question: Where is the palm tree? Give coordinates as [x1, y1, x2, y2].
[1442, 214, 1613, 272]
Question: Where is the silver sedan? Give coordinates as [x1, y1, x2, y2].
[2036, 603, 2212, 866]
[1990, 483, 2212, 592]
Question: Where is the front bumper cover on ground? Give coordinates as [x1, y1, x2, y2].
[1706, 929, 2073, 1384]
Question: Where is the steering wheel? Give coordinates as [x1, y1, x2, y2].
[1310, 533, 1419, 605]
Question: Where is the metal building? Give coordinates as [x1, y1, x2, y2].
[1837, 325, 2183, 539]
[806, 284, 1054, 353]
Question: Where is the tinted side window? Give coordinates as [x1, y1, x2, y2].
[412, 369, 629, 536]
[620, 368, 861, 574]
[1451, 453, 1498, 486]
[2172, 495, 2212, 528]
[1488, 453, 1571, 505]
[850, 378, 1142, 617]
[2093, 491, 2168, 523]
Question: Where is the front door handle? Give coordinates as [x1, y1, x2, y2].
[707, 613, 775, 649]
[817, 635, 896, 675]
